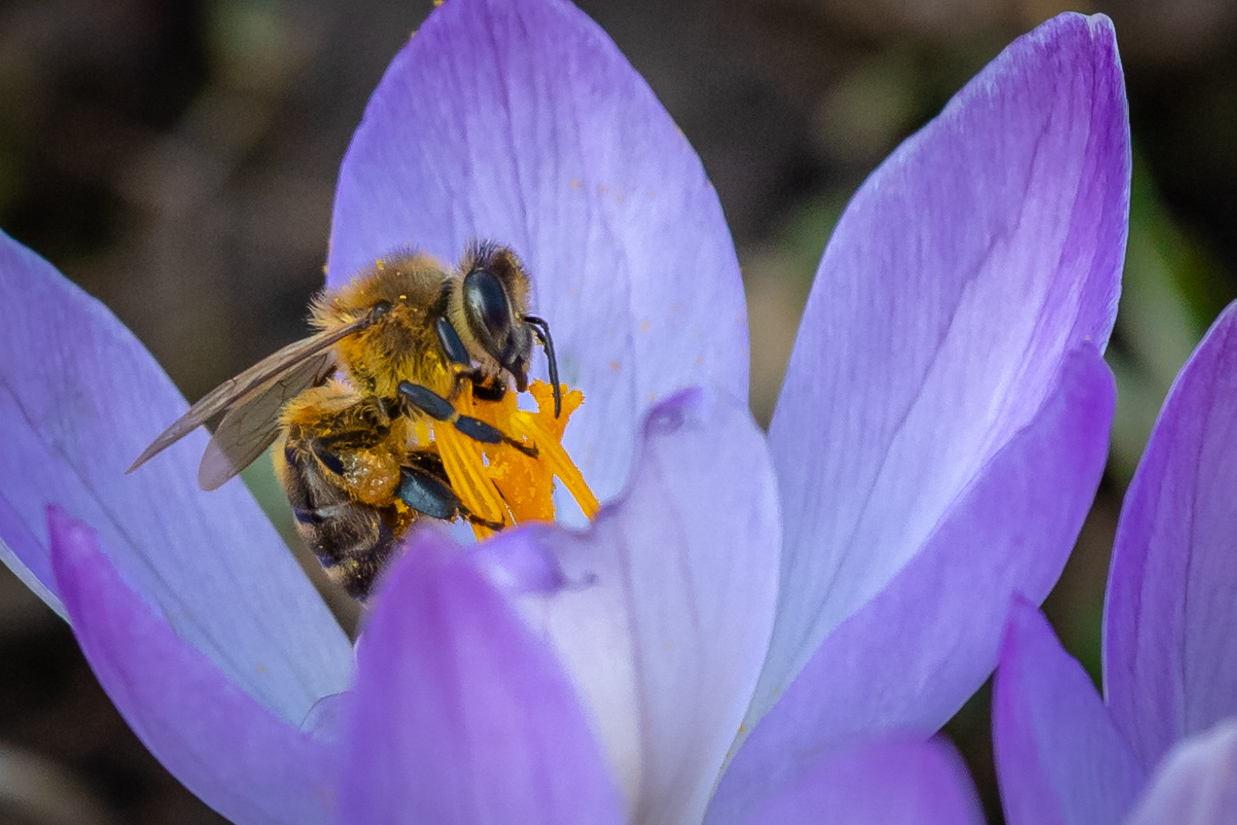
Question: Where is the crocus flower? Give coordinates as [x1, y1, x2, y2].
[0, 1, 1127, 822]
[994, 302, 1237, 825]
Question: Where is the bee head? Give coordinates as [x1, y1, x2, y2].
[458, 243, 535, 390]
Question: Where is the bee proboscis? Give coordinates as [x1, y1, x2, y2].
[129, 242, 598, 598]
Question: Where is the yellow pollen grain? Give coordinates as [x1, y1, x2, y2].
[609, 361, 621, 372]
[640, 320, 650, 333]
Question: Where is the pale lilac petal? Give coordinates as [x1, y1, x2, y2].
[50, 509, 336, 825]
[467, 530, 570, 595]
[1104, 302, 1237, 770]
[711, 348, 1114, 824]
[738, 736, 984, 825]
[329, 0, 747, 502]
[299, 692, 350, 746]
[340, 530, 623, 825]
[992, 599, 1145, 825]
[498, 388, 780, 824]
[758, 11, 1128, 715]
[1126, 722, 1237, 825]
[0, 232, 352, 723]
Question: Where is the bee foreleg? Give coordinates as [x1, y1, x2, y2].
[397, 380, 538, 458]
[435, 316, 493, 403]
[436, 316, 471, 366]
[435, 316, 518, 409]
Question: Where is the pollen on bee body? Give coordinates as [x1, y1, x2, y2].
[447, 379, 597, 538]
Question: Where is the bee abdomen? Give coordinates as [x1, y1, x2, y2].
[293, 504, 352, 524]
[297, 495, 397, 599]
[281, 439, 398, 599]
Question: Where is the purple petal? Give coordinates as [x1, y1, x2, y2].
[329, 0, 747, 501]
[50, 508, 336, 825]
[0, 231, 352, 722]
[1105, 302, 1237, 770]
[498, 387, 780, 823]
[737, 736, 984, 825]
[712, 347, 1114, 824]
[759, 11, 1128, 713]
[992, 599, 1145, 825]
[340, 530, 623, 825]
[1126, 722, 1237, 825]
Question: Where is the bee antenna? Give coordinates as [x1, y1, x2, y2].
[524, 315, 561, 418]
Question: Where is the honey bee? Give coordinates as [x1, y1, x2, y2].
[129, 242, 597, 599]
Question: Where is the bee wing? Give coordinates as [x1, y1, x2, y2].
[127, 316, 371, 475]
[196, 350, 338, 490]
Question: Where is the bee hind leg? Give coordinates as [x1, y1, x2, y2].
[397, 380, 537, 458]
[397, 464, 504, 532]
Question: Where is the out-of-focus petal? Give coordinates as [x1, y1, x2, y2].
[339, 530, 623, 825]
[712, 348, 1114, 824]
[1104, 302, 1237, 771]
[992, 599, 1145, 825]
[738, 736, 984, 825]
[759, 11, 1128, 713]
[1126, 721, 1237, 825]
[0, 232, 352, 723]
[499, 388, 779, 825]
[329, 0, 747, 501]
[50, 509, 336, 825]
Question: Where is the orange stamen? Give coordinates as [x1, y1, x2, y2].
[467, 380, 598, 528]
[433, 382, 510, 534]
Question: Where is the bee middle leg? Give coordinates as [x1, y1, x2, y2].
[397, 380, 538, 458]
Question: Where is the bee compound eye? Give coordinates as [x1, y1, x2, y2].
[463, 269, 513, 339]
[369, 300, 392, 320]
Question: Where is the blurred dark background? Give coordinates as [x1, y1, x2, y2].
[0, 0, 1233, 822]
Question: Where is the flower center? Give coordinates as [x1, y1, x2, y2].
[414, 379, 598, 538]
